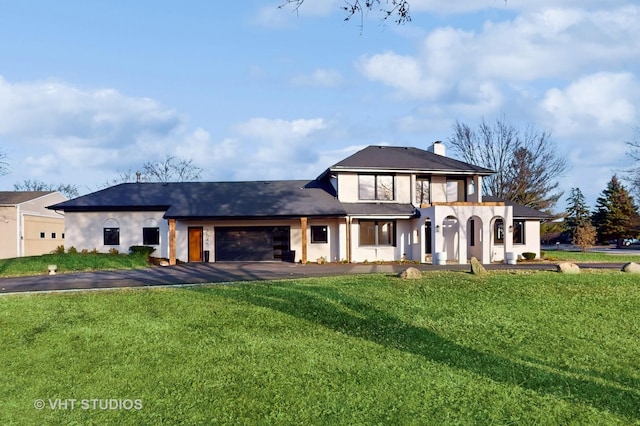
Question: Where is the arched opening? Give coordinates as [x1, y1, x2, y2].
[467, 215, 483, 262]
[442, 215, 459, 261]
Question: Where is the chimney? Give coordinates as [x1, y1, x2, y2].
[429, 141, 446, 156]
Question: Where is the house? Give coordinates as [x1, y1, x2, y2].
[0, 191, 67, 259]
[47, 143, 549, 265]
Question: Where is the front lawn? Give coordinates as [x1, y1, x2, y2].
[0, 253, 151, 277]
[0, 272, 638, 424]
[544, 249, 640, 263]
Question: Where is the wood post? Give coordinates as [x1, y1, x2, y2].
[300, 217, 308, 264]
[169, 219, 176, 265]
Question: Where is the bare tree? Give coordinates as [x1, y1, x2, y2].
[448, 116, 567, 212]
[142, 155, 203, 183]
[280, 0, 411, 26]
[106, 155, 203, 186]
[14, 179, 79, 199]
[0, 147, 9, 176]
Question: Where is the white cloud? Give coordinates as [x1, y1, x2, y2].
[0, 76, 204, 188]
[357, 5, 640, 107]
[542, 72, 639, 138]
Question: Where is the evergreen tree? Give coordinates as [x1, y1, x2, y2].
[591, 176, 639, 247]
[564, 188, 591, 242]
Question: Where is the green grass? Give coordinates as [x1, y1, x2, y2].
[544, 249, 640, 263]
[1, 271, 638, 425]
[0, 253, 151, 277]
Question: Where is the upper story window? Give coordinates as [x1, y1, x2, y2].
[415, 177, 430, 205]
[359, 174, 394, 201]
[446, 179, 467, 202]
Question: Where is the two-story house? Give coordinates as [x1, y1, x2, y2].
[48, 143, 548, 265]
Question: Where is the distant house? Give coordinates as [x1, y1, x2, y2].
[48, 143, 549, 265]
[0, 191, 67, 259]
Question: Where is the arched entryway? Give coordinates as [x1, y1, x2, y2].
[442, 215, 459, 262]
[467, 216, 483, 262]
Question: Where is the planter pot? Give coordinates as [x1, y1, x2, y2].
[506, 252, 517, 265]
[434, 252, 447, 265]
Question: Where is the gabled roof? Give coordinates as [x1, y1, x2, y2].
[48, 181, 347, 219]
[0, 191, 57, 205]
[483, 196, 553, 220]
[325, 145, 494, 176]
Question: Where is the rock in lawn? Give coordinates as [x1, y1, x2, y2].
[621, 262, 640, 273]
[556, 262, 580, 274]
[399, 267, 422, 279]
[470, 257, 487, 275]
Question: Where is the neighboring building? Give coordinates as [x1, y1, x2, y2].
[47, 143, 549, 265]
[0, 191, 67, 259]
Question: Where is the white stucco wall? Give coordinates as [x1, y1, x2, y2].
[64, 211, 168, 257]
[492, 220, 542, 261]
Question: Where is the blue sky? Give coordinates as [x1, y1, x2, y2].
[0, 0, 638, 211]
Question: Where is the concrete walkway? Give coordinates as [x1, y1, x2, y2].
[0, 261, 626, 295]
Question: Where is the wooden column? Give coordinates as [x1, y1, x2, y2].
[300, 217, 308, 264]
[169, 219, 177, 265]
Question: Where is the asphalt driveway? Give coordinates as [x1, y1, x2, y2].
[0, 261, 625, 295]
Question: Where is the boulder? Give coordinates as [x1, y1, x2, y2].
[470, 257, 487, 275]
[556, 262, 580, 274]
[399, 267, 422, 279]
[621, 262, 640, 273]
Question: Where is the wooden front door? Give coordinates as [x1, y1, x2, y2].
[188, 227, 203, 262]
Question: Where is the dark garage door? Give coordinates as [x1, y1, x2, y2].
[215, 227, 290, 261]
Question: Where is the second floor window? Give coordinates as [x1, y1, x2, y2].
[359, 174, 394, 201]
[415, 177, 430, 205]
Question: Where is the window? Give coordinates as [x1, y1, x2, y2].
[51, 232, 56, 239]
[513, 220, 525, 244]
[359, 175, 394, 201]
[359, 220, 396, 246]
[104, 228, 120, 246]
[446, 179, 466, 202]
[40, 232, 45, 239]
[311, 226, 328, 244]
[494, 219, 504, 244]
[143, 227, 160, 245]
[415, 177, 430, 205]
[469, 219, 475, 247]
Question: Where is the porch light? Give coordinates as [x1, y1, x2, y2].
[508, 225, 513, 232]
[436, 225, 441, 233]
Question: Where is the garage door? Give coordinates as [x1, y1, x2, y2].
[215, 227, 290, 261]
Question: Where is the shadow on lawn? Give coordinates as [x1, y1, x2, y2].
[201, 282, 639, 421]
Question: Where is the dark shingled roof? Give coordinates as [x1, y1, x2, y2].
[48, 181, 347, 219]
[0, 191, 56, 205]
[483, 196, 553, 220]
[327, 145, 495, 175]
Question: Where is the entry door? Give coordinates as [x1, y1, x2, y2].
[425, 222, 432, 254]
[188, 227, 203, 262]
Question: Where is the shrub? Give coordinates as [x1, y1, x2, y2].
[522, 252, 536, 260]
[129, 246, 156, 258]
[67, 246, 78, 254]
[52, 245, 65, 254]
[108, 248, 119, 255]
